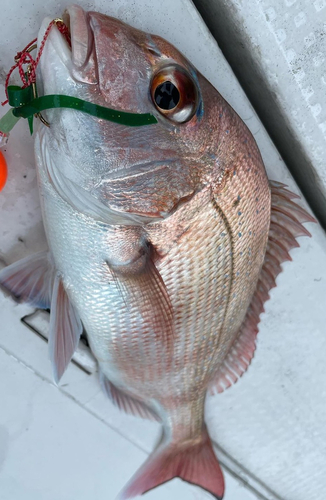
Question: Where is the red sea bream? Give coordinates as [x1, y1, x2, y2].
[0, 5, 315, 499]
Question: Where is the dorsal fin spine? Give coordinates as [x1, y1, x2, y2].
[209, 181, 315, 395]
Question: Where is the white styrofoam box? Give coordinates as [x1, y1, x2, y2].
[193, 0, 326, 229]
[0, 1, 326, 500]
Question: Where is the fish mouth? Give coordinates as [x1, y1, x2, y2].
[37, 7, 197, 222]
[38, 5, 98, 85]
[62, 5, 98, 84]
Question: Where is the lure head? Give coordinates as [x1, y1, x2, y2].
[36, 5, 229, 222]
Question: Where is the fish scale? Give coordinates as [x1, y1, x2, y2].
[0, 6, 315, 499]
[153, 195, 232, 391]
[38, 89, 269, 499]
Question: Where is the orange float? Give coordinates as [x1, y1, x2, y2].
[0, 150, 8, 191]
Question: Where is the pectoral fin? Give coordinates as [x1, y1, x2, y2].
[107, 241, 174, 351]
[49, 274, 83, 384]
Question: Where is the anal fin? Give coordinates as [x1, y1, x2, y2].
[210, 180, 316, 394]
[100, 370, 160, 422]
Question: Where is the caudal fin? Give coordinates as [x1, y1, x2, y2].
[119, 427, 224, 499]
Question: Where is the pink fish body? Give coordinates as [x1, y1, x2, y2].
[0, 5, 314, 499]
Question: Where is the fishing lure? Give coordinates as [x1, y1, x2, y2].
[0, 18, 157, 191]
[0, 151, 7, 191]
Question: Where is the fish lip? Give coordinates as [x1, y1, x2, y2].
[37, 5, 98, 83]
[37, 15, 72, 70]
[62, 5, 98, 83]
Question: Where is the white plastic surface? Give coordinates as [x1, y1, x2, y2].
[192, 0, 326, 228]
[0, 1, 326, 500]
[248, 0, 326, 192]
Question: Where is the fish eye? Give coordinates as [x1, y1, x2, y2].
[151, 66, 199, 123]
[154, 82, 180, 110]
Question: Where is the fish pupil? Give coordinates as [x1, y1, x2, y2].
[154, 81, 180, 110]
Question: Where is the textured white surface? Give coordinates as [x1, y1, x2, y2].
[252, 0, 326, 181]
[248, 0, 326, 174]
[192, 0, 326, 228]
[0, 1, 325, 500]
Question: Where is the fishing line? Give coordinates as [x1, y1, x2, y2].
[0, 18, 157, 139]
[0, 18, 157, 189]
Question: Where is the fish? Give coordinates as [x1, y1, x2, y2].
[0, 5, 315, 499]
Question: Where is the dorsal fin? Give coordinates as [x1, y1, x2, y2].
[210, 180, 315, 395]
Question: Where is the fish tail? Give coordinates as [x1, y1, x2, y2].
[118, 426, 225, 499]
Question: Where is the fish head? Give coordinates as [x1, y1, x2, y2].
[36, 5, 231, 223]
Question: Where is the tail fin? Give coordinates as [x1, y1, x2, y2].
[119, 427, 224, 499]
